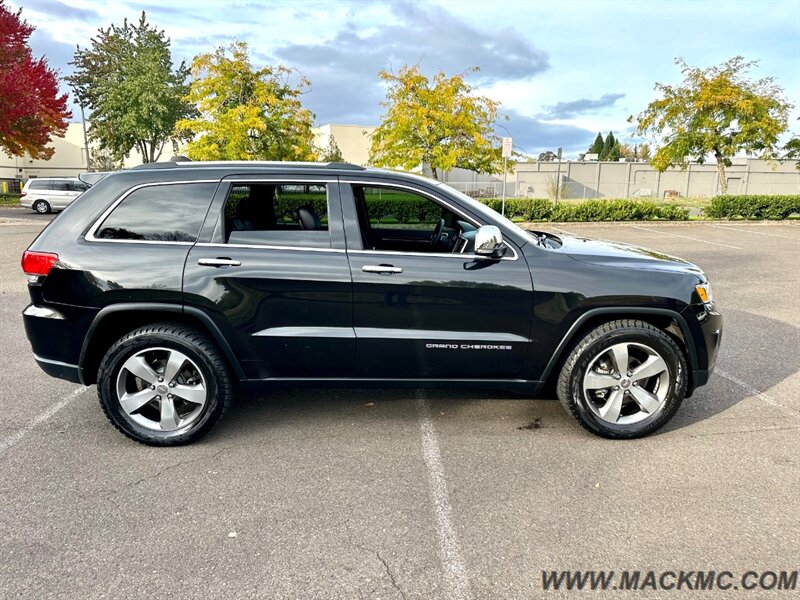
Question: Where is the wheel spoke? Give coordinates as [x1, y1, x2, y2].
[159, 396, 181, 430]
[584, 371, 618, 390]
[172, 383, 206, 407]
[609, 344, 630, 375]
[630, 385, 662, 414]
[123, 355, 158, 385]
[631, 355, 668, 382]
[119, 388, 155, 415]
[599, 389, 624, 423]
[162, 350, 187, 384]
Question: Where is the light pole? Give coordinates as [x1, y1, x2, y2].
[555, 147, 563, 204]
[501, 137, 512, 216]
[79, 102, 91, 172]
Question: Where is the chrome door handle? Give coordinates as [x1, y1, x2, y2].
[362, 265, 403, 274]
[197, 258, 241, 267]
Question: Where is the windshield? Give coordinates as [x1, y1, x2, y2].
[435, 182, 539, 244]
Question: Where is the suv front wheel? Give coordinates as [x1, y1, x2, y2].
[557, 319, 687, 439]
[97, 323, 233, 445]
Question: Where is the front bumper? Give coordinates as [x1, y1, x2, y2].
[687, 305, 722, 395]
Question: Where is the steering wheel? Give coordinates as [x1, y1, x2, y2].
[429, 218, 446, 251]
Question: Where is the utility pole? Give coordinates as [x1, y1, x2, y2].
[501, 137, 512, 216]
[555, 147, 563, 204]
[80, 103, 91, 172]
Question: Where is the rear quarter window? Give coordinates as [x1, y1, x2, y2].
[27, 179, 50, 190]
[95, 182, 217, 242]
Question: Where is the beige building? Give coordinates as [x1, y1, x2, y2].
[313, 123, 376, 166]
[1, 123, 89, 191]
[0, 122, 378, 193]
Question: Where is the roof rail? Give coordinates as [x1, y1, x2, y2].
[130, 160, 366, 171]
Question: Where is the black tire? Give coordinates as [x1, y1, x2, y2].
[33, 200, 51, 214]
[97, 323, 233, 446]
[556, 319, 687, 439]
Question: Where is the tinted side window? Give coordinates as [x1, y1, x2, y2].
[96, 183, 217, 242]
[70, 181, 90, 192]
[28, 179, 50, 190]
[52, 181, 72, 191]
[223, 183, 330, 248]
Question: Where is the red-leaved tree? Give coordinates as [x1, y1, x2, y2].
[0, 1, 71, 158]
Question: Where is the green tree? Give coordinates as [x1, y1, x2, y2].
[319, 135, 344, 162]
[630, 56, 791, 193]
[67, 12, 192, 163]
[538, 150, 558, 161]
[177, 42, 317, 161]
[601, 131, 620, 161]
[369, 65, 501, 179]
[588, 132, 604, 156]
[637, 142, 652, 161]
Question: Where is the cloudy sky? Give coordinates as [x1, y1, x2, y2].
[13, 0, 800, 158]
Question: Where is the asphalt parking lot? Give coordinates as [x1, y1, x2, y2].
[1, 210, 798, 599]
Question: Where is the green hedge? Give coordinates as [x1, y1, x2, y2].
[481, 198, 689, 222]
[703, 195, 800, 219]
[0, 193, 21, 206]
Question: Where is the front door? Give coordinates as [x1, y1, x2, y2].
[343, 182, 534, 379]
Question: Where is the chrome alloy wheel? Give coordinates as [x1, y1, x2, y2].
[115, 347, 207, 432]
[582, 342, 670, 425]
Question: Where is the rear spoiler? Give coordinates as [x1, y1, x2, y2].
[78, 172, 111, 187]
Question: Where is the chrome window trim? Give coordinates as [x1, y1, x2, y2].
[84, 180, 220, 245]
[222, 177, 338, 183]
[340, 179, 519, 261]
[195, 242, 345, 253]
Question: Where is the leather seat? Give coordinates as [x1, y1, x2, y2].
[297, 205, 322, 230]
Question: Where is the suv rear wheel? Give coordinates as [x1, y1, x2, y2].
[97, 323, 233, 445]
[33, 200, 51, 214]
[557, 319, 686, 439]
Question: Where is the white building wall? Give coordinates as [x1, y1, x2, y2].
[313, 123, 376, 166]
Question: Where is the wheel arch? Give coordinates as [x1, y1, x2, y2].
[536, 307, 697, 395]
[79, 303, 245, 385]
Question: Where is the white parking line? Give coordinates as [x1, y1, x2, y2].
[705, 224, 799, 240]
[550, 226, 578, 236]
[715, 369, 799, 420]
[629, 225, 744, 249]
[0, 387, 89, 455]
[416, 391, 472, 600]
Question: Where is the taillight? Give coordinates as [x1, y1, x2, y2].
[21, 251, 59, 277]
[20, 192, 27, 197]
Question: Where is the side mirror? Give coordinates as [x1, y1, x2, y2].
[474, 225, 507, 259]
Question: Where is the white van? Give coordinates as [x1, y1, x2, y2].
[20, 178, 90, 214]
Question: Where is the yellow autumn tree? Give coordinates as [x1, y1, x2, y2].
[177, 42, 317, 161]
[631, 57, 791, 193]
[369, 65, 502, 179]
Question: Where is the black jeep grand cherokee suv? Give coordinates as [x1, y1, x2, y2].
[22, 161, 722, 445]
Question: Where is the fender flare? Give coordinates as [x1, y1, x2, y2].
[78, 302, 246, 383]
[537, 307, 699, 385]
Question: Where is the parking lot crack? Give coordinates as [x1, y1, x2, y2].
[343, 520, 407, 599]
[100, 445, 237, 496]
[376, 550, 407, 600]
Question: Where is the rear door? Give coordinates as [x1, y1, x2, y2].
[184, 176, 354, 379]
[341, 180, 534, 380]
[50, 180, 73, 209]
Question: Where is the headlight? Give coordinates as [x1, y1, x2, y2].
[695, 283, 713, 304]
